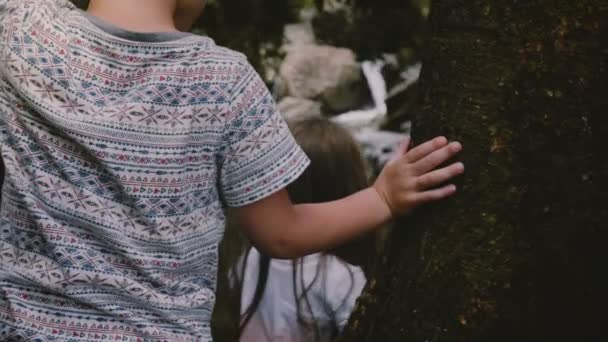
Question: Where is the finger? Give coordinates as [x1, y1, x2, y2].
[414, 184, 457, 204]
[395, 137, 411, 157]
[399, 137, 411, 155]
[412, 141, 462, 175]
[415, 162, 464, 190]
[388, 137, 411, 163]
[404, 136, 448, 163]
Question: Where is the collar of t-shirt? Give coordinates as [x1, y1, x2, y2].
[77, 9, 193, 43]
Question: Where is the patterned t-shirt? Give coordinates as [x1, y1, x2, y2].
[0, 1, 309, 341]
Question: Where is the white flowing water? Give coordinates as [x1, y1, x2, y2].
[332, 61, 421, 171]
[331, 60, 388, 131]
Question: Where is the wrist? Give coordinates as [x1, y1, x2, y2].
[368, 186, 394, 223]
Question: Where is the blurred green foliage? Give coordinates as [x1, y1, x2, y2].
[192, 0, 305, 69]
[195, 0, 427, 69]
[312, 0, 426, 61]
[71, 0, 427, 69]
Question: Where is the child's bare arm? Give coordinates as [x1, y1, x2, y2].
[234, 136, 464, 259]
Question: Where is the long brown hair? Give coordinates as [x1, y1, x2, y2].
[239, 116, 375, 340]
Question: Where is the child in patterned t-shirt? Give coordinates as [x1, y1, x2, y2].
[0, 0, 464, 341]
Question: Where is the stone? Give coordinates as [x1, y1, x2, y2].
[279, 45, 366, 113]
[320, 0, 351, 13]
[277, 97, 322, 122]
[283, 22, 315, 47]
[331, 60, 388, 131]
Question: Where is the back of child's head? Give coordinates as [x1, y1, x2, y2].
[287, 116, 369, 206]
[287, 117, 374, 271]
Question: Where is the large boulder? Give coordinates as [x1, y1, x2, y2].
[279, 45, 367, 113]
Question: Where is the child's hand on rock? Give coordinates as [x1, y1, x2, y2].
[373, 136, 464, 217]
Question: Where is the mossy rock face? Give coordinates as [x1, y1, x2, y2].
[341, 0, 607, 341]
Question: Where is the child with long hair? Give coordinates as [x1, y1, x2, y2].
[236, 117, 378, 342]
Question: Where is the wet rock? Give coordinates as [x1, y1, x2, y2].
[278, 97, 323, 122]
[319, 0, 351, 13]
[331, 60, 387, 130]
[283, 22, 315, 47]
[279, 45, 366, 113]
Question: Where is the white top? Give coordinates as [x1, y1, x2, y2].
[236, 248, 366, 342]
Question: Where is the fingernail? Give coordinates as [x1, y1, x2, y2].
[451, 142, 462, 151]
[436, 136, 448, 146]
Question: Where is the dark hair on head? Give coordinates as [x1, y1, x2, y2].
[238, 116, 375, 340]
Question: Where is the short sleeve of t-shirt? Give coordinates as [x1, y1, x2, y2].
[0, 0, 20, 29]
[218, 60, 309, 207]
[0, 0, 17, 12]
[1, 0, 73, 41]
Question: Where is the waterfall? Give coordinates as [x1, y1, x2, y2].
[331, 60, 388, 131]
[332, 60, 422, 171]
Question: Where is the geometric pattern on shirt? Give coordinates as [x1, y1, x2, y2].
[0, 1, 309, 341]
